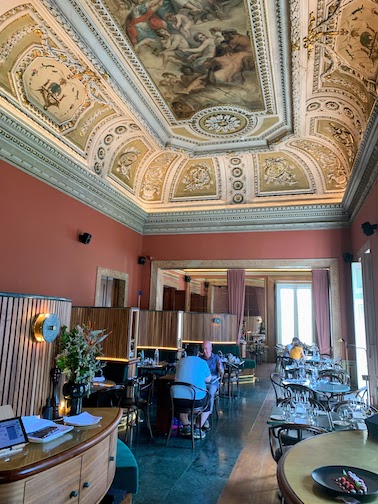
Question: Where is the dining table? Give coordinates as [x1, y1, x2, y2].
[277, 429, 378, 504]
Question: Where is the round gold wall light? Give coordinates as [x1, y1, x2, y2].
[33, 313, 61, 343]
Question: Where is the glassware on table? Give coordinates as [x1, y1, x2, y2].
[339, 405, 353, 424]
[306, 406, 315, 426]
[282, 403, 292, 422]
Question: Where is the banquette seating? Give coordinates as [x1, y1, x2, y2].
[211, 343, 256, 370]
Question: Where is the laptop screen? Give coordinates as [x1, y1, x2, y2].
[0, 417, 28, 451]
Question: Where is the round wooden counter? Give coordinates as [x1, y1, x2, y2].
[277, 429, 378, 504]
[0, 408, 122, 504]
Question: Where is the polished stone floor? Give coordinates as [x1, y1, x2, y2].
[130, 363, 275, 504]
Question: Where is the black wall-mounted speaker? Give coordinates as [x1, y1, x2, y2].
[79, 232, 92, 244]
[361, 222, 377, 237]
[138, 256, 146, 265]
[342, 252, 354, 263]
[184, 275, 191, 283]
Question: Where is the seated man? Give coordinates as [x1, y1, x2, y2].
[200, 340, 224, 431]
[172, 344, 211, 439]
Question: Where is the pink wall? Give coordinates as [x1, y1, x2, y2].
[142, 228, 351, 260]
[0, 161, 143, 305]
[351, 179, 378, 328]
[141, 228, 352, 339]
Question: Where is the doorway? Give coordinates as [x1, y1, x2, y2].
[95, 267, 129, 307]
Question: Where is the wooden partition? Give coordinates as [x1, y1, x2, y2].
[138, 310, 180, 348]
[70, 307, 139, 359]
[0, 292, 71, 417]
[182, 312, 238, 343]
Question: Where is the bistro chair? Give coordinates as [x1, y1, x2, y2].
[269, 423, 327, 463]
[270, 372, 289, 406]
[284, 383, 316, 402]
[318, 369, 351, 386]
[92, 385, 137, 444]
[222, 361, 242, 398]
[279, 396, 327, 412]
[116, 374, 157, 439]
[166, 382, 210, 449]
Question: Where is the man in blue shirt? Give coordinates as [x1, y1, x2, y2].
[200, 340, 224, 431]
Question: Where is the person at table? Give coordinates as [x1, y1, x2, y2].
[172, 344, 211, 439]
[284, 337, 300, 357]
[289, 339, 305, 360]
[200, 340, 224, 431]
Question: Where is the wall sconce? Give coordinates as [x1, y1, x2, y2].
[33, 313, 61, 343]
[212, 317, 221, 325]
[79, 232, 92, 244]
[361, 222, 377, 236]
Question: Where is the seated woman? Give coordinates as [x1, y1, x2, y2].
[289, 340, 305, 360]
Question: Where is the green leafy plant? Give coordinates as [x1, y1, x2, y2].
[56, 324, 110, 386]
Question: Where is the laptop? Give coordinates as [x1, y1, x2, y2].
[0, 416, 28, 457]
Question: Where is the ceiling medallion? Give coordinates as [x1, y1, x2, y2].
[192, 107, 256, 138]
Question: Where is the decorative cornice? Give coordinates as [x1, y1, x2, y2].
[0, 112, 147, 234]
[342, 102, 378, 221]
[143, 204, 349, 235]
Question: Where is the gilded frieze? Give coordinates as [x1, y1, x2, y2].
[174, 159, 217, 198]
[291, 139, 349, 191]
[139, 152, 178, 202]
[317, 119, 356, 166]
[111, 139, 150, 191]
[258, 153, 310, 194]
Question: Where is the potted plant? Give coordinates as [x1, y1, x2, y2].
[56, 324, 110, 415]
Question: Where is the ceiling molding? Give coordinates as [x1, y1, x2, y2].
[0, 111, 147, 234]
[143, 204, 350, 235]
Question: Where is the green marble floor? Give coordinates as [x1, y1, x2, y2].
[130, 364, 274, 504]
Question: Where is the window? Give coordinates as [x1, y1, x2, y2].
[276, 283, 313, 345]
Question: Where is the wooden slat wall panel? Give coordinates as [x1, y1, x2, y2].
[138, 311, 179, 348]
[0, 294, 71, 417]
[183, 313, 238, 343]
[70, 307, 133, 358]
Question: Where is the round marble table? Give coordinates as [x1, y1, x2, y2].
[277, 430, 378, 504]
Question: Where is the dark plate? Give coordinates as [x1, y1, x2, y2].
[312, 466, 378, 496]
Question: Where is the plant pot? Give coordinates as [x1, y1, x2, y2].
[63, 382, 88, 416]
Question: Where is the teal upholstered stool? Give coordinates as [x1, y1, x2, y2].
[111, 438, 139, 494]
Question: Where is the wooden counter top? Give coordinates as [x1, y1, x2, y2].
[0, 408, 122, 483]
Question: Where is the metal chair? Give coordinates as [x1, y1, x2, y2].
[222, 362, 242, 398]
[279, 396, 327, 411]
[284, 383, 316, 402]
[269, 423, 327, 463]
[318, 369, 351, 386]
[119, 373, 156, 438]
[270, 372, 289, 406]
[166, 382, 210, 449]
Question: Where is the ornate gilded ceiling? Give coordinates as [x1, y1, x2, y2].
[0, 0, 377, 234]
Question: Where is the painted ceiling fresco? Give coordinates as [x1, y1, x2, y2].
[0, 0, 377, 234]
[107, 0, 263, 121]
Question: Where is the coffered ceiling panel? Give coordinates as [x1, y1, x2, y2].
[0, 0, 377, 234]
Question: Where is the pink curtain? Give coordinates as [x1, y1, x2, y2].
[312, 270, 331, 355]
[227, 269, 245, 343]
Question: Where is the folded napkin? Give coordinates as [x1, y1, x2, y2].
[63, 411, 102, 426]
